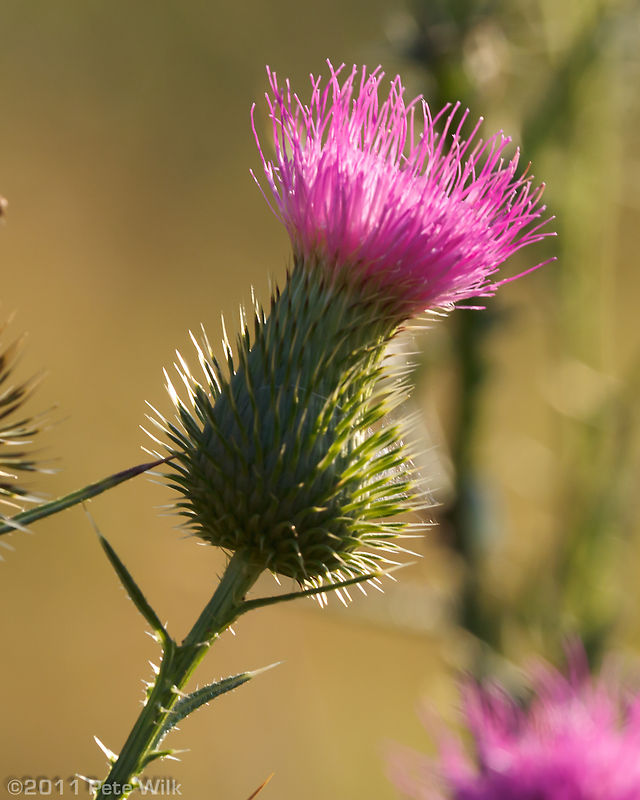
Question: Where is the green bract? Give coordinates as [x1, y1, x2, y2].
[151, 260, 418, 585]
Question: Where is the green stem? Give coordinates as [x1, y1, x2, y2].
[0, 457, 172, 536]
[94, 550, 261, 800]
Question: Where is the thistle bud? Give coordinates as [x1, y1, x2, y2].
[154, 264, 413, 584]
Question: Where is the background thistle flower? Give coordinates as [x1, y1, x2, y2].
[390, 646, 640, 799]
[148, 62, 551, 590]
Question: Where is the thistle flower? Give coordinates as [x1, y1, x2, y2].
[390, 648, 640, 799]
[148, 63, 551, 589]
[252, 62, 552, 317]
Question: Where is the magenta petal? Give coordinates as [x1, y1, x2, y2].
[253, 61, 553, 317]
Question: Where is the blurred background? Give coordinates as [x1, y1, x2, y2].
[0, 1, 639, 798]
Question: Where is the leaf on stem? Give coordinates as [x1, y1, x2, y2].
[91, 518, 170, 647]
[156, 663, 280, 742]
[0, 455, 175, 536]
[238, 562, 414, 614]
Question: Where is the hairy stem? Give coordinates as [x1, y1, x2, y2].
[94, 550, 261, 800]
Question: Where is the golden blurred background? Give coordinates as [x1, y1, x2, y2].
[1, 1, 639, 798]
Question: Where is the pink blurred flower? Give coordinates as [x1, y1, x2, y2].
[390, 648, 640, 799]
[252, 62, 552, 317]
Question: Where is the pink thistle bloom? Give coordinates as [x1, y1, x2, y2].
[252, 62, 553, 317]
[390, 648, 640, 799]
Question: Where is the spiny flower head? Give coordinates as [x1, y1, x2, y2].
[391, 647, 640, 799]
[252, 62, 552, 317]
[147, 266, 421, 588]
[0, 320, 47, 516]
